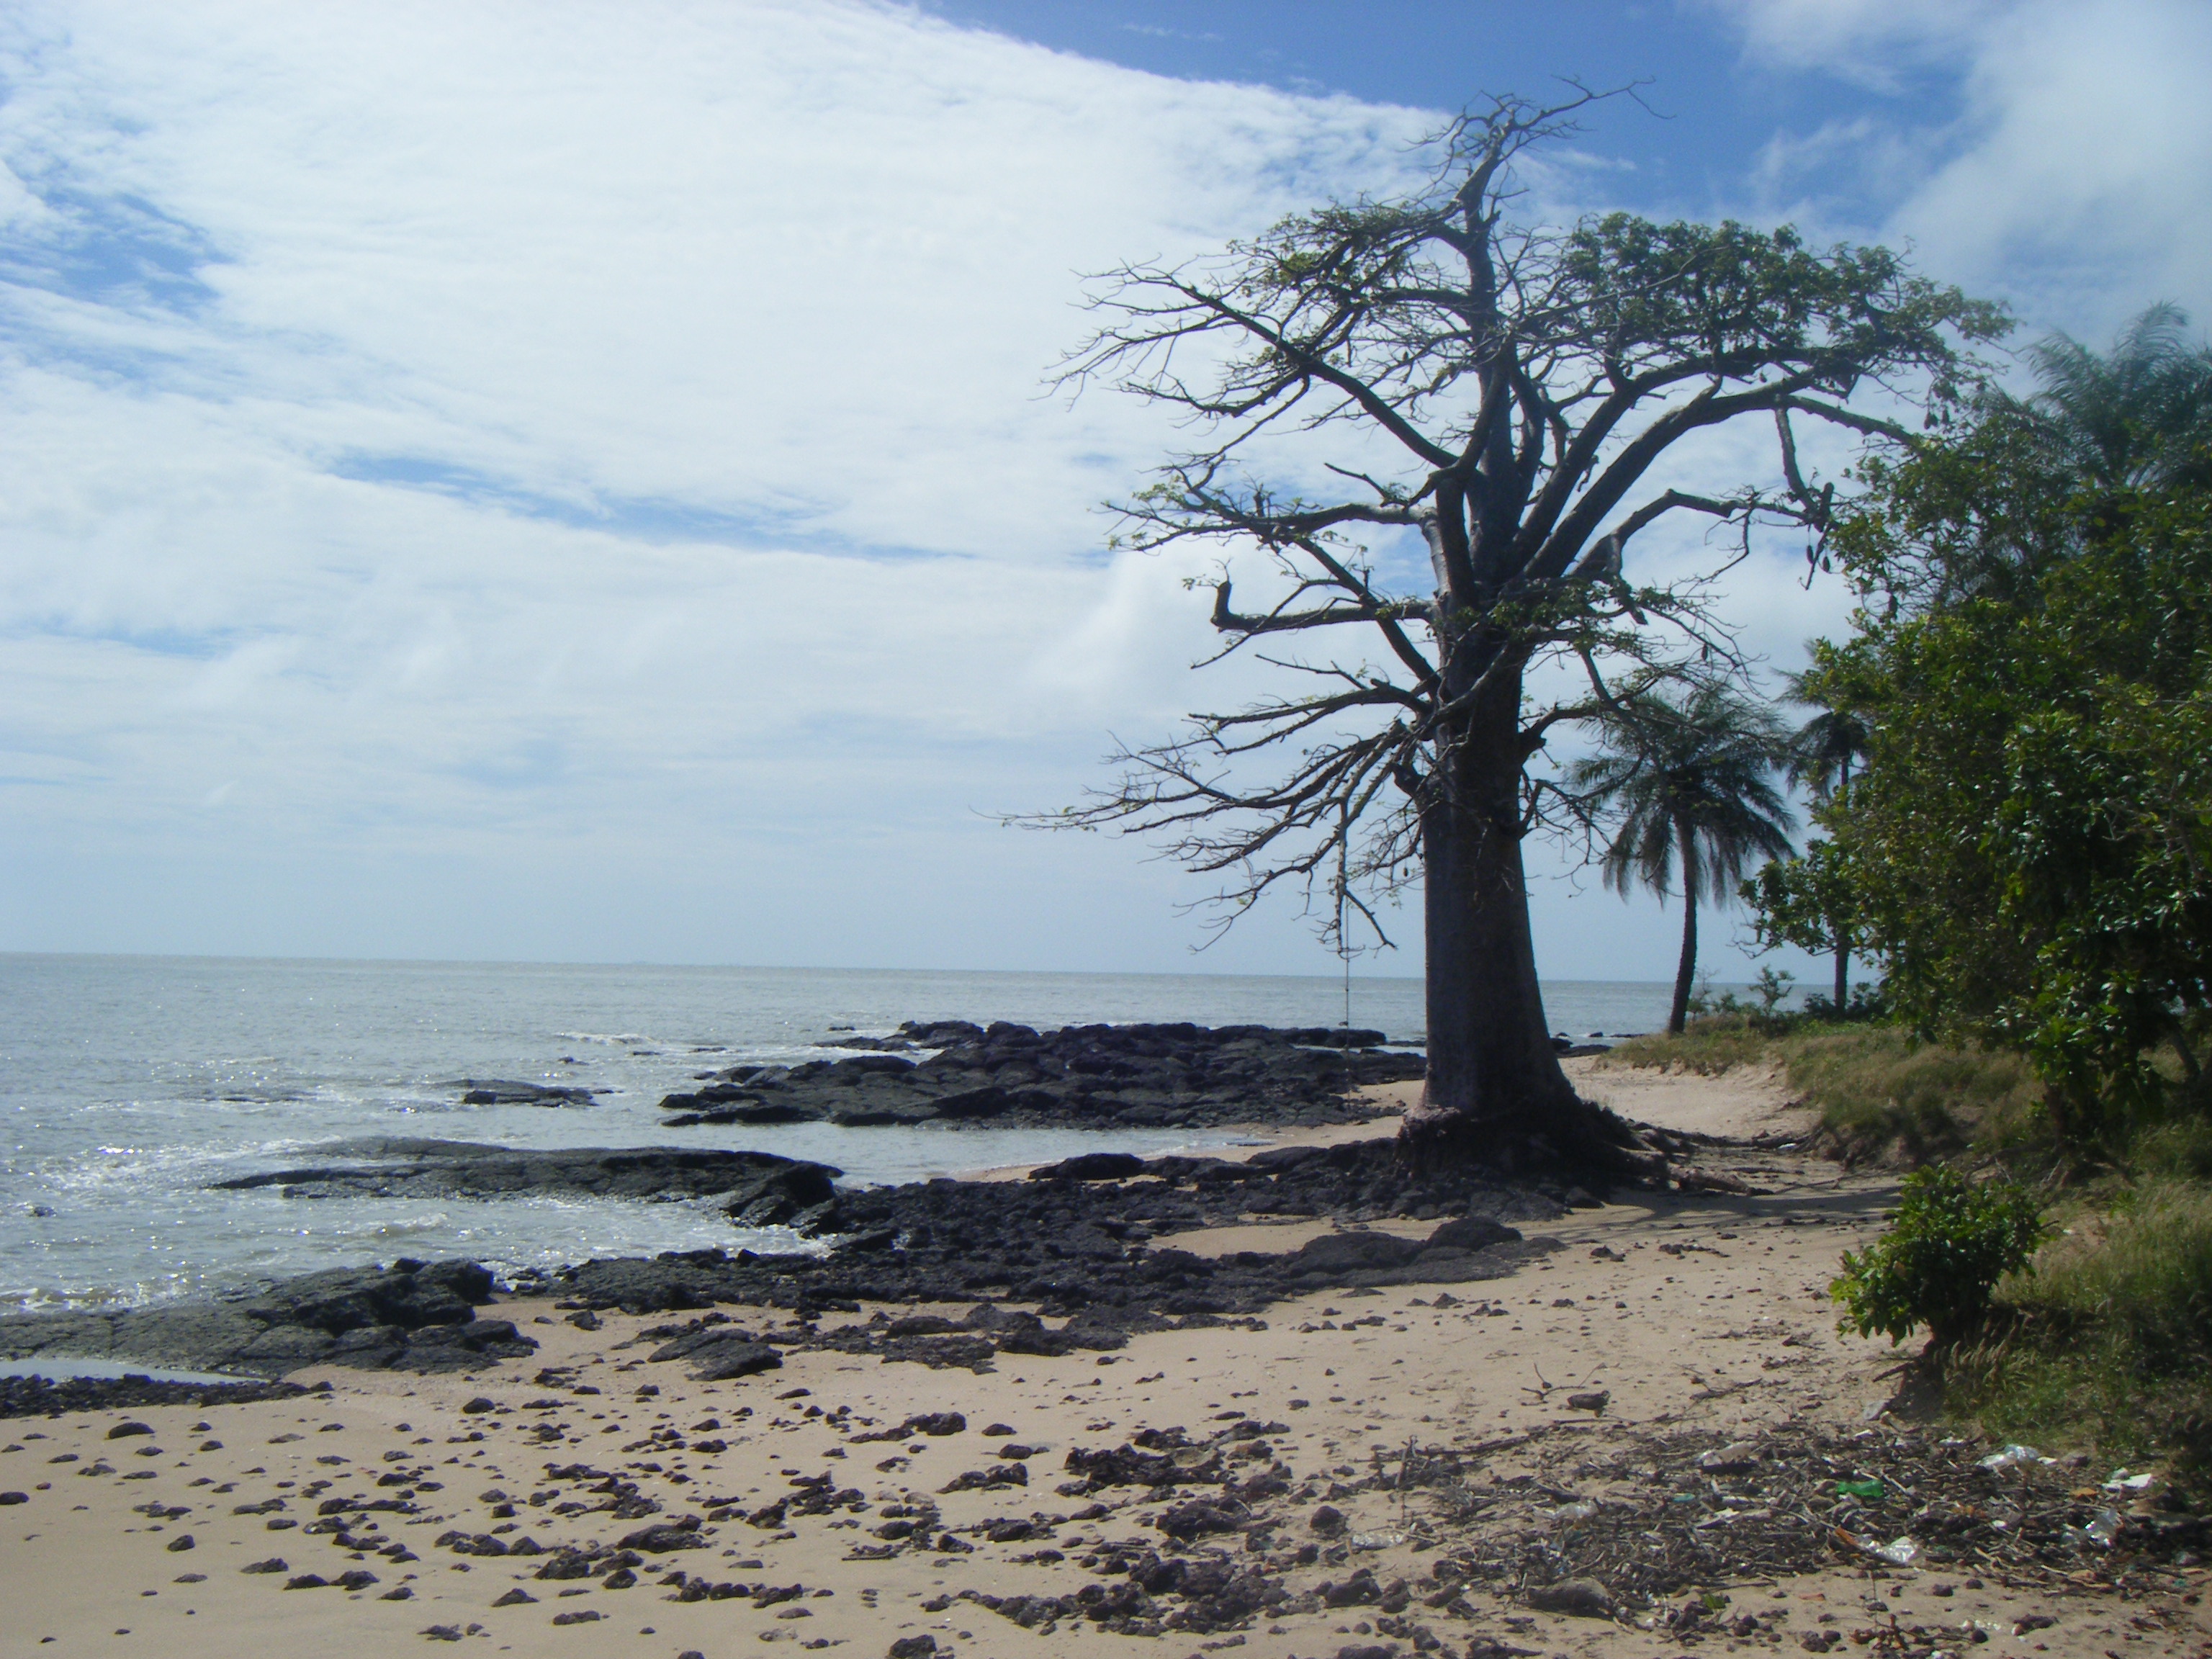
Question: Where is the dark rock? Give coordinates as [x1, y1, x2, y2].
[166, 1534, 195, 1551]
[209, 1141, 840, 1215]
[888, 1639, 938, 1658]
[1426, 1216, 1523, 1251]
[446, 1080, 600, 1106]
[660, 1021, 1423, 1132]
[107, 1420, 156, 1439]
[1157, 1499, 1243, 1541]
[491, 1588, 535, 1606]
[1292, 1232, 1425, 1273]
[686, 1342, 781, 1382]
[1029, 1153, 1147, 1182]
[1310, 1503, 1346, 1534]
[0, 1492, 24, 1506]
[618, 1521, 703, 1553]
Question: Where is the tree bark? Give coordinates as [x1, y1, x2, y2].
[1400, 680, 1660, 1177]
[1668, 824, 1698, 1034]
[1831, 755, 1851, 1015]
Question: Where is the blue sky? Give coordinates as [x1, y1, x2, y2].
[0, 0, 2207, 986]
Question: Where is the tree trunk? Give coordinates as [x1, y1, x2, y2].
[1668, 871, 1699, 1035]
[1831, 755, 1851, 1014]
[1400, 684, 1660, 1178]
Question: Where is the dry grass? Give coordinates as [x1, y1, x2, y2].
[1951, 1177, 2212, 1471]
[1599, 1017, 2043, 1163]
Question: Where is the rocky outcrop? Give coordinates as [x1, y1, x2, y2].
[533, 1137, 1573, 1372]
[657, 1020, 1425, 1130]
[443, 1080, 605, 1106]
[209, 1141, 842, 1228]
[0, 1258, 536, 1382]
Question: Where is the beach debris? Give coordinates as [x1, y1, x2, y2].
[2064, 1507, 2123, 1550]
[1564, 1390, 1609, 1413]
[1525, 1577, 1615, 1618]
[1978, 1443, 2052, 1470]
[1845, 1534, 1920, 1567]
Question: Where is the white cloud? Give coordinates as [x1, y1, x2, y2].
[1721, 0, 2212, 338]
[0, 4, 1452, 974]
[4, 0, 2191, 988]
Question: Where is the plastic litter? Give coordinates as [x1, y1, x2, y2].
[1349, 1530, 1407, 1550]
[1546, 1501, 1599, 1522]
[1834, 1480, 1885, 1500]
[2103, 1470, 2157, 1493]
[1977, 1444, 2051, 1471]
[2064, 1508, 2123, 1550]
[1838, 1529, 1920, 1565]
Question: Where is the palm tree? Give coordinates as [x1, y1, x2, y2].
[2023, 302, 2212, 495]
[1781, 666, 1871, 1012]
[1571, 683, 1798, 1034]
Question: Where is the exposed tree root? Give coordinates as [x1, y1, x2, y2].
[1398, 1092, 1673, 1184]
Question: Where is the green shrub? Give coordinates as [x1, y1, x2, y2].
[1832, 1166, 2048, 1348]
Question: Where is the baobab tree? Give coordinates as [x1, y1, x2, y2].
[1042, 90, 2003, 1172]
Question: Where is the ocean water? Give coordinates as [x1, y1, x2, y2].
[0, 954, 1676, 1316]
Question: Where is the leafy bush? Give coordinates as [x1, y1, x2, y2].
[1832, 1166, 2047, 1348]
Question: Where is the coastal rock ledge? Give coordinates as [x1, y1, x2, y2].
[659, 1019, 1426, 1130]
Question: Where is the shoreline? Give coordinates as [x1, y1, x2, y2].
[0, 1056, 1809, 1388]
[6, 1061, 2200, 1658]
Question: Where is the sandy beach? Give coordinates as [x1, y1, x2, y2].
[5, 1065, 2203, 1659]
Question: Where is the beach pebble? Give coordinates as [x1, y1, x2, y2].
[107, 1421, 156, 1440]
[887, 1639, 938, 1659]
[165, 1534, 195, 1551]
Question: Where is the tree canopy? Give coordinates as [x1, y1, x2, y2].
[1040, 90, 2002, 1167]
[1757, 307, 2212, 1143]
